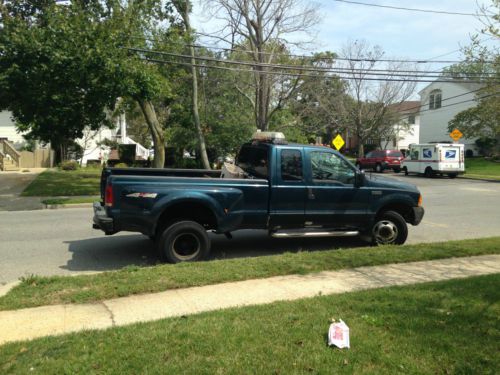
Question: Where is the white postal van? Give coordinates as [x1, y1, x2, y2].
[401, 143, 465, 178]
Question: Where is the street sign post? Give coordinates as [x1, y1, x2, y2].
[332, 134, 345, 151]
[450, 128, 463, 142]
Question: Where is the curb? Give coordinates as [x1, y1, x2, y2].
[44, 203, 94, 209]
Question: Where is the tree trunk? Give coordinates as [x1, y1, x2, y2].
[137, 98, 165, 168]
[182, 2, 211, 169]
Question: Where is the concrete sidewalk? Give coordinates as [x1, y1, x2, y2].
[1, 254, 499, 345]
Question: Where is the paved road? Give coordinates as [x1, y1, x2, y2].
[1, 175, 499, 284]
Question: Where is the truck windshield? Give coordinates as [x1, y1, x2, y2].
[236, 145, 269, 179]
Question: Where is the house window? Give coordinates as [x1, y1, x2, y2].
[429, 90, 442, 110]
[408, 114, 415, 124]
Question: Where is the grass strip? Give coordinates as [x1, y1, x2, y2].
[41, 196, 99, 205]
[21, 169, 101, 197]
[1, 237, 499, 311]
[465, 157, 500, 178]
[1, 274, 498, 374]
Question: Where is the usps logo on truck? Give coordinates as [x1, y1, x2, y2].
[445, 150, 456, 159]
[423, 149, 432, 158]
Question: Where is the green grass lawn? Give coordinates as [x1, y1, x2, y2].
[465, 157, 500, 180]
[21, 168, 101, 197]
[1, 274, 498, 374]
[1, 237, 499, 311]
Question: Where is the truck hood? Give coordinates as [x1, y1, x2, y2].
[364, 173, 419, 193]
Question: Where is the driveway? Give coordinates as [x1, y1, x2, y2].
[0, 170, 45, 211]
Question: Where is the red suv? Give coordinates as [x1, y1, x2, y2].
[355, 150, 404, 173]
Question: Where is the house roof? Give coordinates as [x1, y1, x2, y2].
[389, 101, 421, 114]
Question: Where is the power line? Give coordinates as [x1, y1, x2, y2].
[138, 56, 496, 84]
[392, 88, 489, 114]
[127, 47, 497, 82]
[332, 0, 477, 17]
[399, 93, 499, 120]
[131, 35, 498, 65]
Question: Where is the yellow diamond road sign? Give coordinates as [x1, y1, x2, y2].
[450, 128, 463, 142]
[332, 134, 345, 150]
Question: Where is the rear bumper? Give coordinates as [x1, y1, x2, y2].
[92, 202, 116, 235]
[410, 206, 425, 226]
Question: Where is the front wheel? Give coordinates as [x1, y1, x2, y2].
[448, 173, 457, 179]
[157, 221, 210, 263]
[402, 167, 409, 176]
[424, 167, 433, 178]
[371, 211, 408, 245]
[375, 163, 383, 173]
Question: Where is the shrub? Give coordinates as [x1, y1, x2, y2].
[114, 162, 128, 168]
[59, 160, 79, 171]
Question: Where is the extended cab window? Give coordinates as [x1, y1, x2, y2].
[281, 149, 303, 181]
[310, 151, 355, 185]
[236, 145, 269, 179]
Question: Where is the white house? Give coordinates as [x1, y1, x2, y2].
[418, 81, 483, 155]
[0, 110, 149, 166]
[76, 112, 150, 166]
[0, 110, 26, 148]
[383, 101, 420, 152]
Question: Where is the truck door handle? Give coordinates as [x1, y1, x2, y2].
[308, 188, 315, 200]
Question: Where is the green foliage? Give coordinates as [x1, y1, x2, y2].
[475, 137, 498, 156]
[117, 144, 136, 165]
[114, 162, 129, 168]
[59, 160, 79, 171]
[0, 0, 181, 163]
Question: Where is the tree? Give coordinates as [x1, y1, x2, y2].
[203, 0, 320, 131]
[339, 40, 417, 156]
[288, 52, 351, 145]
[174, 0, 211, 169]
[447, 0, 499, 154]
[0, 0, 119, 161]
[0, 0, 184, 167]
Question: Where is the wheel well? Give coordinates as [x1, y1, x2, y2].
[377, 203, 414, 223]
[156, 202, 218, 235]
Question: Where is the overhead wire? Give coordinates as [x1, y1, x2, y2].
[331, 0, 477, 17]
[133, 35, 495, 65]
[127, 47, 497, 83]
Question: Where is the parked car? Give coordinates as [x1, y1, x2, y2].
[355, 150, 405, 173]
[93, 132, 424, 263]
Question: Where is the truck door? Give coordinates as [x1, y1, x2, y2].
[304, 150, 369, 229]
[269, 148, 306, 229]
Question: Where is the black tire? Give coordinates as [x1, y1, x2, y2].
[157, 221, 210, 263]
[448, 173, 457, 179]
[393, 167, 401, 173]
[424, 167, 433, 178]
[371, 210, 408, 245]
[403, 167, 409, 176]
[375, 163, 383, 173]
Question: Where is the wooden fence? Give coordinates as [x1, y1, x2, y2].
[19, 149, 54, 168]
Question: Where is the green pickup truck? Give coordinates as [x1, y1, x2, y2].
[94, 132, 424, 262]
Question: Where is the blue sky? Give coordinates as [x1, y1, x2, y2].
[192, 0, 497, 65]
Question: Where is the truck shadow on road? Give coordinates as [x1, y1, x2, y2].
[62, 230, 369, 272]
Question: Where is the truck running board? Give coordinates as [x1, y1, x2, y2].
[271, 230, 359, 238]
